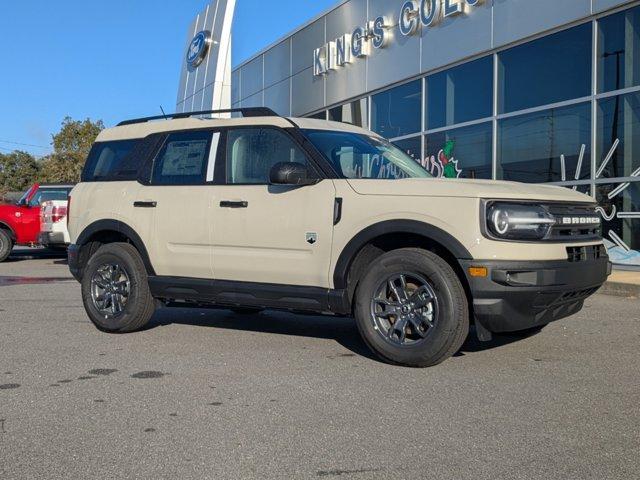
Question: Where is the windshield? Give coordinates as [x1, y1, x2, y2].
[303, 129, 432, 180]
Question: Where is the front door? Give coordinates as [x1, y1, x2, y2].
[211, 127, 336, 288]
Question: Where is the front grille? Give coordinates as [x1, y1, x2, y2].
[547, 204, 601, 242]
[566, 244, 607, 262]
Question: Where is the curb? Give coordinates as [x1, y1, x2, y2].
[598, 281, 640, 299]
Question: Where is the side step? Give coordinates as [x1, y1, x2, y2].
[148, 276, 351, 316]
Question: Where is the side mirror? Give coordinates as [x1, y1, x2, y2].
[269, 162, 318, 186]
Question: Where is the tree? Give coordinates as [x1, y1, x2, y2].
[39, 117, 104, 183]
[0, 150, 39, 192]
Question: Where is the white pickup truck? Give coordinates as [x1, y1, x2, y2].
[39, 200, 70, 250]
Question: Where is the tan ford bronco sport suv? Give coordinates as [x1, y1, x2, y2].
[67, 108, 611, 367]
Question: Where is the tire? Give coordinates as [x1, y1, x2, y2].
[230, 307, 264, 315]
[0, 229, 13, 263]
[354, 248, 469, 368]
[81, 242, 155, 333]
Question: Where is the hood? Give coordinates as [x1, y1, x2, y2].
[346, 178, 594, 203]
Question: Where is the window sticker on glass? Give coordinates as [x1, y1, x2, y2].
[161, 140, 208, 176]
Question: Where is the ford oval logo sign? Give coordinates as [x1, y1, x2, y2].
[186, 30, 212, 70]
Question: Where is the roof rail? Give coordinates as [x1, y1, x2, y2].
[116, 107, 279, 126]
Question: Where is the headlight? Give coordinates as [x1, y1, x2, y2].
[485, 202, 556, 241]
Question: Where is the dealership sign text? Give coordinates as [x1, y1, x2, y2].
[314, 0, 483, 76]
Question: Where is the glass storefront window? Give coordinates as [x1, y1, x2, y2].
[424, 122, 493, 179]
[328, 99, 368, 128]
[393, 136, 422, 162]
[596, 181, 640, 266]
[597, 6, 640, 94]
[573, 184, 592, 196]
[498, 102, 591, 183]
[426, 56, 493, 130]
[596, 91, 640, 179]
[371, 80, 422, 138]
[498, 23, 592, 114]
[306, 111, 327, 120]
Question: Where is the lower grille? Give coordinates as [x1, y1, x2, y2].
[567, 245, 607, 262]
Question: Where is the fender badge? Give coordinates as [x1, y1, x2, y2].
[306, 232, 317, 245]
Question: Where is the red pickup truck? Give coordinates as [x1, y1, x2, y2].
[0, 183, 74, 262]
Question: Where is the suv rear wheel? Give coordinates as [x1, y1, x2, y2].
[0, 229, 13, 262]
[81, 242, 155, 333]
[354, 248, 469, 367]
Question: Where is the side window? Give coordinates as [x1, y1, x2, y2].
[225, 128, 309, 185]
[151, 131, 213, 185]
[82, 139, 139, 181]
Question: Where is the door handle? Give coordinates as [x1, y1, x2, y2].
[220, 200, 248, 208]
[133, 201, 157, 208]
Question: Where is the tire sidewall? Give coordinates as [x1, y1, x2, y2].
[81, 245, 149, 332]
[354, 250, 466, 367]
[0, 230, 13, 262]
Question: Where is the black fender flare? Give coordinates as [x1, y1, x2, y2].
[76, 219, 156, 275]
[333, 219, 472, 289]
[0, 221, 16, 241]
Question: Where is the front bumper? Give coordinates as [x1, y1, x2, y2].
[67, 244, 81, 281]
[461, 256, 611, 333]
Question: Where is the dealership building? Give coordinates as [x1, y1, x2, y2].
[181, 0, 640, 267]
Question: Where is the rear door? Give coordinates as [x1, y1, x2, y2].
[131, 129, 221, 279]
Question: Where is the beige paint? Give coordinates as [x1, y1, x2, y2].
[129, 185, 213, 278]
[211, 182, 336, 285]
[69, 117, 604, 290]
[96, 117, 372, 142]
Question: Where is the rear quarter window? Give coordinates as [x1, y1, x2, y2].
[82, 139, 140, 182]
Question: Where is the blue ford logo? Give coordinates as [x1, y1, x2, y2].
[186, 30, 211, 70]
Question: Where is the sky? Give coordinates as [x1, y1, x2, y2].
[0, 0, 337, 157]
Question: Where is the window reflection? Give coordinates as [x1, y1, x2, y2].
[596, 91, 640, 179]
[393, 136, 422, 162]
[425, 122, 493, 179]
[597, 6, 640, 93]
[498, 103, 591, 183]
[306, 111, 327, 120]
[498, 23, 592, 113]
[426, 56, 493, 130]
[329, 99, 368, 128]
[596, 181, 640, 266]
[371, 80, 422, 138]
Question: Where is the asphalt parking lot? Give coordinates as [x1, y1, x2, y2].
[1, 248, 638, 480]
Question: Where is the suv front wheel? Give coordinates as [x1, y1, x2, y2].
[354, 248, 469, 367]
[81, 242, 156, 333]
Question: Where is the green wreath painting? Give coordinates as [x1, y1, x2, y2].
[423, 140, 462, 179]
